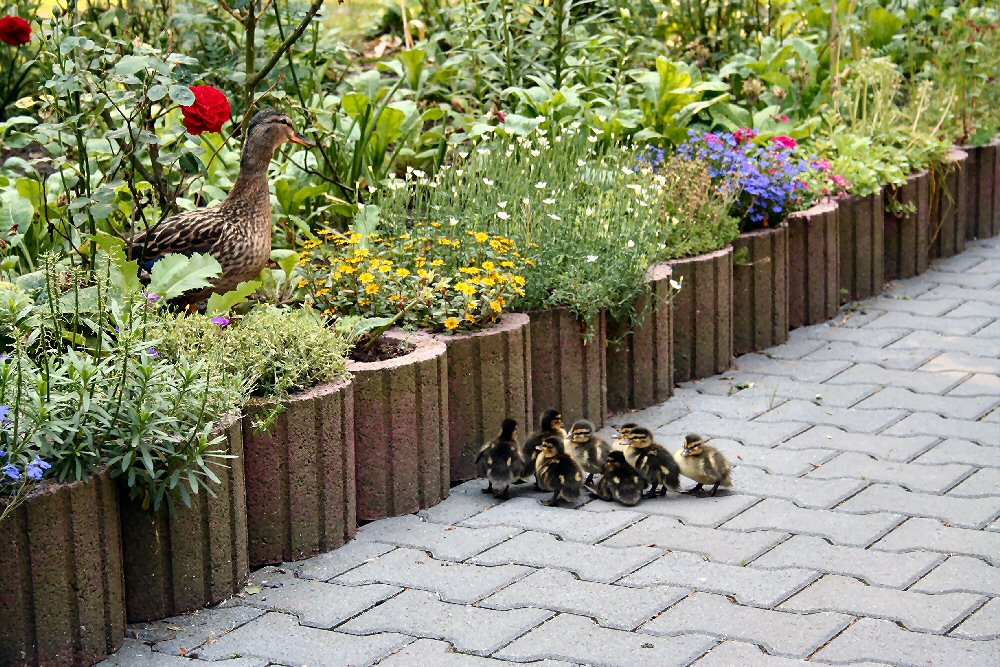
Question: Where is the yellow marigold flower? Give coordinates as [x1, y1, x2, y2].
[365, 283, 380, 294]
[399, 234, 411, 240]
[513, 276, 527, 286]
[465, 313, 476, 322]
[490, 300, 504, 312]
[460, 267, 481, 274]
[340, 264, 357, 274]
[482, 276, 496, 286]
[444, 317, 460, 330]
[316, 288, 331, 296]
[396, 268, 411, 278]
[360, 272, 375, 283]
[431, 259, 445, 267]
[333, 272, 342, 279]
[297, 279, 309, 288]
[490, 240, 504, 251]
[417, 268, 431, 279]
[415, 257, 426, 267]
[355, 248, 370, 257]
[359, 298, 370, 306]
[525, 259, 537, 268]
[475, 232, 489, 243]
[468, 300, 479, 309]
[482, 261, 496, 271]
[455, 282, 476, 296]
[431, 222, 443, 228]
[500, 261, 515, 268]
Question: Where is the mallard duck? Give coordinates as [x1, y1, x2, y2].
[565, 419, 610, 485]
[475, 418, 522, 499]
[534, 437, 583, 507]
[126, 109, 314, 304]
[622, 426, 681, 498]
[674, 433, 732, 496]
[517, 409, 565, 483]
[587, 450, 643, 507]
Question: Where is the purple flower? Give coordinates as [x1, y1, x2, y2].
[0, 405, 9, 423]
[210, 316, 231, 328]
[2, 462, 21, 481]
[25, 457, 50, 480]
[143, 292, 162, 303]
[147, 348, 160, 358]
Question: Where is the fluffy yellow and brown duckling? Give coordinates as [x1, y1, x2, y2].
[518, 409, 565, 483]
[612, 422, 639, 453]
[534, 436, 583, 507]
[126, 109, 315, 305]
[622, 426, 681, 498]
[587, 450, 643, 507]
[565, 419, 611, 485]
[475, 418, 522, 499]
[674, 433, 732, 496]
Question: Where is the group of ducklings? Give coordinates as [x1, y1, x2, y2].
[475, 409, 733, 507]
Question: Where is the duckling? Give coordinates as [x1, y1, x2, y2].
[518, 409, 565, 483]
[587, 450, 644, 507]
[534, 437, 583, 507]
[126, 109, 315, 305]
[475, 418, 522, 499]
[565, 419, 611, 485]
[622, 426, 681, 498]
[674, 433, 732, 496]
[612, 422, 639, 453]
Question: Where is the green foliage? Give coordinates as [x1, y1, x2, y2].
[151, 305, 351, 398]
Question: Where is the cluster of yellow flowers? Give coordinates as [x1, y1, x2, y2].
[299, 222, 529, 333]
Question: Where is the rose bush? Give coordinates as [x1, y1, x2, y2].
[0, 15, 31, 46]
[180, 85, 231, 135]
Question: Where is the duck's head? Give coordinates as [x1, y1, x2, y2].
[627, 426, 654, 448]
[605, 450, 627, 469]
[535, 436, 562, 459]
[682, 433, 705, 457]
[242, 109, 315, 168]
[617, 422, 638, 440]
[499, 418, 518, 440]
[540, 409, 563, 433]
[569, 419, 594, 444]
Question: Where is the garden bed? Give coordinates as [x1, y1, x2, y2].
[884, 170, 930, 281]
[432, 314, 533, 483]
[668, 247, 734, 382]
[930, 149, 969, 260]
[0, 470, 124, 667]
[786, 201, 840, 330]
[838, 190, 885, 304]
[732, 224, 789, 355]
[119, 417, 248, 623]
[527, 307, 608, 427]
[242, 379, 356, 568]
[606, 263, 675, 413]
[348, 330, 449, 521]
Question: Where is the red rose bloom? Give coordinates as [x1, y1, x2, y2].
[0, 16, 32, 46]
[180, 86, 231, 135]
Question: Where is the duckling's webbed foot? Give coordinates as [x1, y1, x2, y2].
[641, 484, 658, 499]
[685, 483, 705, 496]
[709, 482, 722, 497]
[657, 484, 668, 496]
[482, 481, 494, 495]
[585, 473, 595, 485]
[496, 485, 511, 500]
[512, 479, 527, 485]
[543, 491, 560, 506]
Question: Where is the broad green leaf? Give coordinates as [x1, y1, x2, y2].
[206, 280, 261, 315]
[148, 253, 222, 300]
[341, 92, 372, 119]
[0, 189, 34, 234]
[168, 85, 196, 106]
[351, 205, 380, 248]
[270, 249, 300, 277]
[93, 232, 141, 293]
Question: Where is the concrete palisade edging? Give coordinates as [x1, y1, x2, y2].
[349, 330, 449, 521]
[668, 246, 734, 383]
[242, 379, 356, 568]
[606, 263, 675, 414]
[962, 139, 1000, 240]
[884, 170, 930, 281]
[838, 190, 885, 304]
[528, 307, 608, 428]
[786, 200, 840, 329]
[930, 149, 968, 260]
[119, 418, 249, 623]
[732, 224, 789, 355]
[432, 314, 533, 483]
[0, 471, 124, 666]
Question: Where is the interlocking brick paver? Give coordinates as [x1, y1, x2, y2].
[754, 399, 904, 432]
[873, 517, 1000, 564]
[813, 617, 1000, 664]
[751, 534, 942, 588]
[469, 530, 659, 583]
[807, 452, 973, 493]
[865, 295, 962, 316]
[802, 341, 934, 370]
[792, 322, 910, 347]
[691, 641, 862, 666]
[195, 612, 409, 666]
[750, 335, 827, 359]
[838, 483, 1000, 528]
[884, 411, 998, 445]
[722, 498, 902, 547]
[975, 320, 1000, 337]
[779, 426, 937, 461]
[947, 300, 1000, 319]
[921, 351, 1000, 375]
[99, 639, 268, 666]
[496, 613, 717, 667]
[354, 514, 519, 561]
[733, 354, 852, 382]
[294, 540, 395, 582]
[951, 598, 1000, 640]
[779, 574, 984, 633]
[890, 329, 1000, 357]
[482, 569, 682, 631]
[417, 481, 503, 524]
[915, 438, 1000, 468]
[691, 372, 878, 407]
[824, 363, 966, 392]
[375, 639, 575, 667]
[922, 284, 1000, 306]
[948, 468, 1000, 497]
[643, 411, 807, 446]
[929, 253, 991, 273]
[582, 492, 761, 527]
[333, 547, 531, 603]
[922, 268, 1000, 289]
[643, 592, 850, 658]
[461, 497, 643, 542]
[619, 551, 816, 607]
[732, 466, 864, 509]
[667, 387, 780, 419]
[130, 606, 265, 657]
[682, 438, 835, 476]
[854, 386, 998, 420]
[339, 589, 552, 656]
[950, 373, 1000, 398]
[911, 556, 1000, 597]
[246, 568, 400, 628]
[600, 516, 786, 565]
[862, 310, 992, 335]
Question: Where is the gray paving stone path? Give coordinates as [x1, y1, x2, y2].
[104, 239, 1000, 666]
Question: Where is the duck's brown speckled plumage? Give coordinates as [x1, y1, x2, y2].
[127, 109, 313, 303]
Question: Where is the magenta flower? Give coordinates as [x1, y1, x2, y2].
[143, 292, 162, 303]
[210, 316, 231, 328]
[773, 136, 797, 149]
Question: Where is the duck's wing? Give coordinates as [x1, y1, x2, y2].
[126, 208, 225, 270]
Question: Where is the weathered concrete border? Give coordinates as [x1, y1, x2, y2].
[838, 190, 885, 304]
[884, 170, 930, 281]
[787, 200, 840, 329]
[929, 149, 968, 260]
[732, 224, 789, 355]
[668, 246, 734, 383]
[962, 140, 1000, 240]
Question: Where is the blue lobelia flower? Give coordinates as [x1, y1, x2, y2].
[2, 462, 22, 481]
[0, 405, 9, 424]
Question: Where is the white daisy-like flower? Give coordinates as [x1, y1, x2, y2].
[543, 198, 556, 205]
[587, 135, 598, 143]
[548, 213, 561, 220]
[535, 181, 547, 189]
[585, 207, 595, 216]
[498, 201, 508, 208]
[460, 151, 469, 159]
[496, 211, 511, 220]
[455, 169, 464, 177]
[531, 149, 540, 157]
[522, 197, 531, 205]
[413, 169, 426, 178]
[449, 217, 459, 226]
[586, 255, 598, 262]
[669, 279, 682, 290]
[483, 178, 494, 186]
[627, 240, 635, 248]
[577, 159, 587, 167]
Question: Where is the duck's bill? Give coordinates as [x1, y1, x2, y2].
[291, 132, 316, 147]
